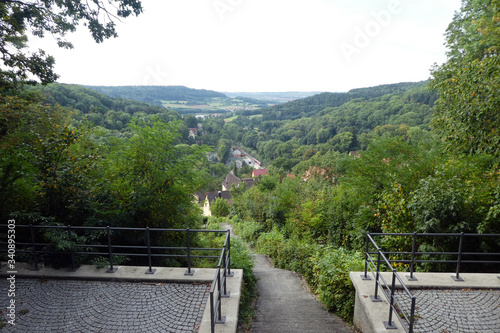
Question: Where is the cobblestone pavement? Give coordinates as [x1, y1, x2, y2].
[395, 289, 500, 333]
[0, 279, 210, 333]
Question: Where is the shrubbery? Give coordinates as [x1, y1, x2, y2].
[228, 134, 500, 323]
[232, 218, 363, 322]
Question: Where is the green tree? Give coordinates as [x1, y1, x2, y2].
[0, 0, 143, 87]
[183, 114, 198, 128]
[106, 117, 209, 228]
[217, 138, 231, 163]
[329, 131, 354, 153]
[431, 0, 500, 156]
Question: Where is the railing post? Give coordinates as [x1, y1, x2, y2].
[407, 232, 418, 281]
[185, 228, 194, 276]
[226, 230, 234, 278]
[361, 232, 371, 280]
[222, 245, 230, 298]
[452, 232, 464, 281]
[210, 291, 215, 333]
[67, 225, 79, 272]
[409, 296, 416, 333]
[370, 250, 383, 302]
[106, 226, 117, 273]
[383, 270, 398, 329]
[145, 227, 156, 274]
[30, 224, 40, 271]
[215, 265, 226, 324]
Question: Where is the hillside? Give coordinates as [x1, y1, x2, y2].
[35, 83, 182, 130]
[260, 81, 434, 121]
[224, 91, 322, 103]
[85, 85, 226, 105]
[85, 85, 273, 114]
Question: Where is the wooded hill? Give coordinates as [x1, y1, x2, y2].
[260, 81, 435, 121]
[32, 81, 436, 141]
[85, 85, 226, 105]
[219, 81, 438, 167]
[34, 83, 182, 130]
[85, 85, 273, 114]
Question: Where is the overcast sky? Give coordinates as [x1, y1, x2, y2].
[28, 0, 462, 92]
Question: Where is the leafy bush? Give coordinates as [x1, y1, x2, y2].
[210, 198, 231, 217]
[232, 218, 265, 245]
[310, 248, 364, 320]
[251, 226, 362, 322]
[229, 238, 257, 324]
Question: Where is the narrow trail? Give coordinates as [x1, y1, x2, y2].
[222, 224, 356, 333]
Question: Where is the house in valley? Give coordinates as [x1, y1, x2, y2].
[188, 128, 198, 140]
[222, 171, 255, 191]
[202, 191, 231, 217]
[252, 168, 268, 178]
[232, 149, 243, 158]
[222, 172, 241, 191]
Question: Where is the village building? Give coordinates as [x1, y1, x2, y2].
[188, 128, 198, 140]
[202, 191, 231, 217]
[232, 149, 243, 158]
[252, 168, 268, 178]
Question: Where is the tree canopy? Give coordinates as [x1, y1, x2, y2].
[431, 0, 500, 156]
[0, 0, 143, 88]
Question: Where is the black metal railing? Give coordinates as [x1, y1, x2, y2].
[361, 232, 500, 333]
[209, 230, 233, 333]
[0, 224, 233, 332]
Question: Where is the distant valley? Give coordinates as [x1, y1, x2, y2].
[85, 85, 322, 115]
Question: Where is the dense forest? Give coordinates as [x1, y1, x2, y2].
[85, 85, 226, 105]
[35, 83, 182, 131]
[1, 0, 500, 327]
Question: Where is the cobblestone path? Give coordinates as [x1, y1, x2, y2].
[0, 279, 210, 333]
[396, 289, 500, 333]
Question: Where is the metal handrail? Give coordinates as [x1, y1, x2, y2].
[361, 232, 500, 333]
[209, 231, 232, 333]
[0, 224, 233, 332]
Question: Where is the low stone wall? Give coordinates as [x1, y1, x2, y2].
[350, 271, 500, 333]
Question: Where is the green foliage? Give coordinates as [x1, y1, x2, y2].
[194, 217, 256, 325]
[431, 56, 500, 156]
[310, 248, 364, 320]
[36, 83, 182, 131]
[86, 85, 226, 106]
[233, 214, 363, 322]
[104, 117, 209, 228]
[229, 126, 500, 321]
[0, 0, 143, 87]
[229, 238, 257, 324]
[0, 88, 215, 268]
[217, 138, 231, 163]
[210, 198, 230, 217]
[431, 0, 500, 156]
[232, 219, 265, 244]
